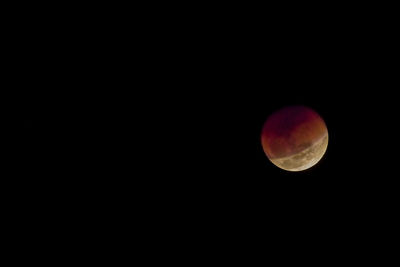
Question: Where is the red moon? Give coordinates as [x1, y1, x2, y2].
[261, 106, 328, 171]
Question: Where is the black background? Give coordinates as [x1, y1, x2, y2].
[9, 3, 399, 261]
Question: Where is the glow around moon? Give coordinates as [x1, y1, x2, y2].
[261, 106, 328, 172]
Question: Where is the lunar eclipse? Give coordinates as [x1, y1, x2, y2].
[261, 106, 328, 171]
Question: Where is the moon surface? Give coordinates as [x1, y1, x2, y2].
[261, 106, 328, 172]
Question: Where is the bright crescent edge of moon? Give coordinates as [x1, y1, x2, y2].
[269, 133, 328, 172]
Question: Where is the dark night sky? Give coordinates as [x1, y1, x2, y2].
[10, 4, 399, 260]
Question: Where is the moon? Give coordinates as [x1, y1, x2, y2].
[261, 106, 328, 171]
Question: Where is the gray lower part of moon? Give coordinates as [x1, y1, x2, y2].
[270, 134, 328, 172]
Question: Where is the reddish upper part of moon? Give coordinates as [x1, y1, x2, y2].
[261, 106, 328, 159]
